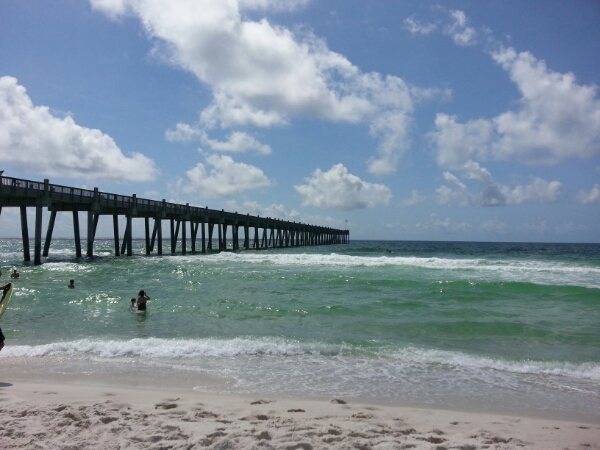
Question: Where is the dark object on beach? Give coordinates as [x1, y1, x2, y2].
[331, 398, 347, 404]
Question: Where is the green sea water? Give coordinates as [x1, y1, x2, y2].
[1, 239, 599, 420]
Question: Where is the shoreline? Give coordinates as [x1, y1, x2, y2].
[1, 377, 599, 449]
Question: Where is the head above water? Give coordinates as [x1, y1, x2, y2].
[139, 290, 145, 297]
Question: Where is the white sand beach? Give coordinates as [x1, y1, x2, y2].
[0, 379, 598, 449]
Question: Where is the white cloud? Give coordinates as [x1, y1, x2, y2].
[481, 219, 508, 234]
[224, 200, 301, 220]
[201, 131, 271, 154]
[90, 0, 425, 175]
[404, 17, 437, 36]
[165, 123, 204, 143]
[294, 164, 392, 210]
[436, 166, 561, 206]
[224, 199, 345, 228]
[401, 189, 425, 207]
[492, 47, 600, 163]
[432, 217, 472, 233]
[577, 184, 600, 204]
[175, 154, 271, 198]
[166, 124, 271, 154]
[443, 10, 477, 46]
[239, 0, 312, 12]
[432, 47, 600, 168]
[0, 76, 157, 181]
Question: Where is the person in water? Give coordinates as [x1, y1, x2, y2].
[137, 290, 150, 311]
[68, 279, 75, 289]
[10, 269, 19, 279]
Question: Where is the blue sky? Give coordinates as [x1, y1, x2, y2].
[1, 0, 599, 242]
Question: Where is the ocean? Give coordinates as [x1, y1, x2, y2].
[1, 239, 599, 421]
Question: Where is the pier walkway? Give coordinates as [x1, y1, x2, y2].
[0, 176, 349, 265]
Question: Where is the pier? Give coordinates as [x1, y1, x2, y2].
[0, 176, 349, 265]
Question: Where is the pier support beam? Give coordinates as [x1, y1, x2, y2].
[43, 210, 57, 257]
[182, 219, 186, 255]
[157, 218, 162, 255]
[87, 210, 94, 257]
[208, 223, 214, 250]
[73, 211, 82, 258]
[218, 223, 223, 251]
[113, 214, 120, 256]
[145, 217, 151, 255]
[201, 222, 206, 253]
[20, 206, 30, 262]
[34, 205, 43, 265]
[150, 218, 158, 253]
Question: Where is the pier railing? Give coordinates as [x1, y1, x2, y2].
[0, 176, 349, 264]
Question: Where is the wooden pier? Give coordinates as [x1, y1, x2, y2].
[0, 176, 349, 265]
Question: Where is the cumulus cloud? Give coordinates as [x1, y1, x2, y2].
[404, 17, 437, 36]
[165, 123, 204, 143]
[224, 199, 345, 228]
[443, 10, 478, 46]
[431, 215, 472, 233]
[167, 124, 271, 154]
[294, 164, 392, 210]
[436, 165, 561, 207]
[577, 184, 600, 204]
[175, 154, 271, 198]
[431, 47, 600, 168]
[223, 199, 301, 220]
[90, 0, 430, 175]
[0, 76, 157, 181]
[401, 190, 426, 207]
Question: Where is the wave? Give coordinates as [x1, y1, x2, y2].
[202, 252, 600, 288]
[3, 337, 599, 381]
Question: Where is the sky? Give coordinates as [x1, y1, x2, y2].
[1, 0, 599, 242]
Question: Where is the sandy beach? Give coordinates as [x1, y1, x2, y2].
[0, 378, 598, 450]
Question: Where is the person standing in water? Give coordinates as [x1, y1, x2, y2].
[137, 290, 150, 311]
[68, 280, 75, 289]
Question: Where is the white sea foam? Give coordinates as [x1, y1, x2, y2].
[3, 337, 599, 382]
[199, 252, 600, 288]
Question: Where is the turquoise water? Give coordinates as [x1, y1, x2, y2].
[1, 239, 599, 419]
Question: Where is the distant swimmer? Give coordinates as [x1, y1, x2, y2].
[137, 290, 150, 311]
[68, 279, 75, 289]
[10, 269, 19, 279]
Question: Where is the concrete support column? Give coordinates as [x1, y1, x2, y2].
[113, 214, 120, 256]
[191, 222, 197, 253]
[43, 210, 57, 257]
[121, 215, 132, 256]
[87, 210, 94, 257]
[73, 210, 82, 258]
[20, 206, 30, 262]
[208, 223, 214, 251]
[34, 205, 43, 265]
[201, 222, 206, 253]
[150, 218, 158, 253]
[145, 217, 151, 255]
[182, 219, 187, 255]
[157, 218, 163, 255]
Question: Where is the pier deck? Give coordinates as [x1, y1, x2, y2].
[0, 176, 349, 264]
